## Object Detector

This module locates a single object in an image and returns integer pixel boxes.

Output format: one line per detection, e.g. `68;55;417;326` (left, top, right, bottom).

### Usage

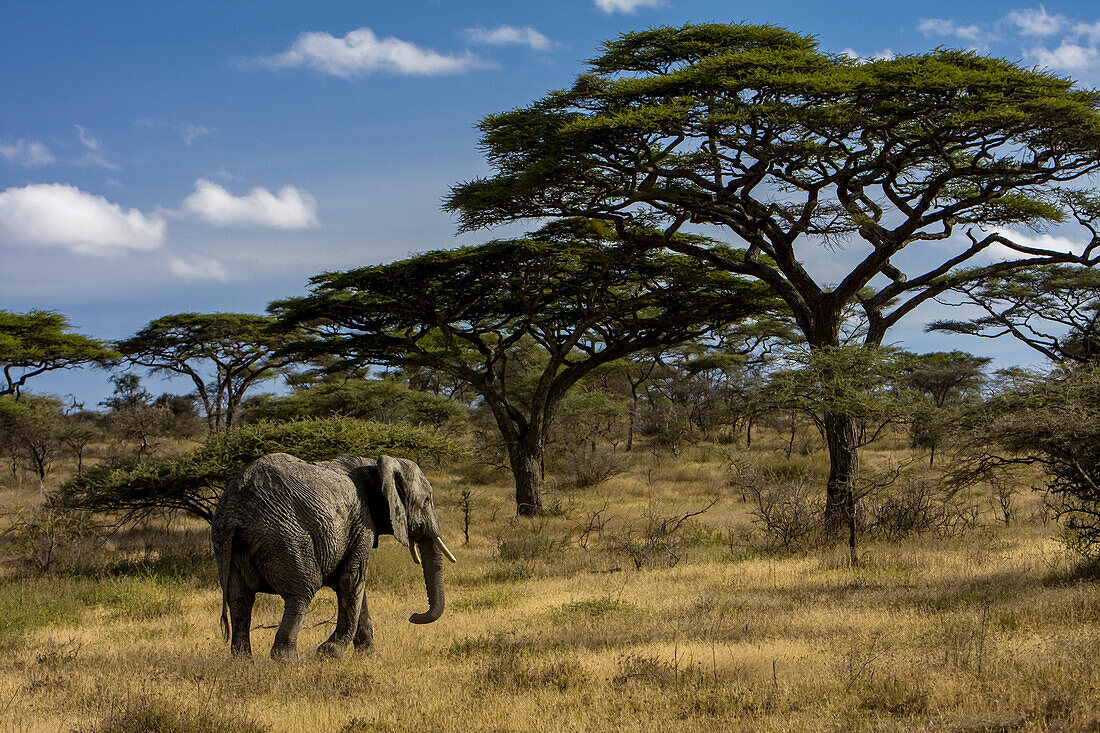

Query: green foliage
243;376;468;430
0;393;69;486
548;387;630;487
98;375;178;457
117;312;300;430
954;364;1100;558
274;220;773;514
99;576;183;620
447;21;1100;351
0;577;93;640
275;225;772;379
0;309;117;397
898;351;989;463
898;351;989;408
445;19;1100;514
764;346;909;425
57;416;463;523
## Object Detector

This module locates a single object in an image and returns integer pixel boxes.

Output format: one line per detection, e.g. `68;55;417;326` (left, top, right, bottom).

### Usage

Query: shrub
953;364;1100;558
863;477;978;541
57;417;464;523
730;465;824;553
2;503;101;572
561;443;627;488
602;499;718;569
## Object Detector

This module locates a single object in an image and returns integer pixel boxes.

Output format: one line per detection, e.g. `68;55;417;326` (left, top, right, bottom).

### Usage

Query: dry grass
0;435;1097;732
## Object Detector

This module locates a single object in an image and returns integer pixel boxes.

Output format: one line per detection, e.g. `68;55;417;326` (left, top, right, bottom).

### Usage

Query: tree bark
626;395;637;452
508;438;544;516
786;410;796;458
824;411;858;529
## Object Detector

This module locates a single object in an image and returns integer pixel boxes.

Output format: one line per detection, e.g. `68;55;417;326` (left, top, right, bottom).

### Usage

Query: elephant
210;452;456;660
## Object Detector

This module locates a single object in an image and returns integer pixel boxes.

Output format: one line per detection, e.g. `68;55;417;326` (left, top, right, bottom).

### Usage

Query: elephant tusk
436;536;457;563
410;541;421;565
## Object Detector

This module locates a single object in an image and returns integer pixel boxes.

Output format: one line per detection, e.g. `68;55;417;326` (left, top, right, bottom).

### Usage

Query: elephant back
226;453;360;528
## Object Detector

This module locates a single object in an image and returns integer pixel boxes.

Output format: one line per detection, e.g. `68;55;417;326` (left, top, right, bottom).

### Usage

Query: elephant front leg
271;594;310;662
318;574;365;659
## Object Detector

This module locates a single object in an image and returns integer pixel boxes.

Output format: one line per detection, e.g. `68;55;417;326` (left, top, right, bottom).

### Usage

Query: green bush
0;577;96;640
98;576;183;621
57;416;464;523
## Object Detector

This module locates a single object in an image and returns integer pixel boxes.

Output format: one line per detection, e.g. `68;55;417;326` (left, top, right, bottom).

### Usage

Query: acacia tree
0;394;66;492
0;310;117;398
273;221;771;514
445;22;1100;523
898;351;990;465
116;313;298;430
930;265;1100;364
951;365;1100;559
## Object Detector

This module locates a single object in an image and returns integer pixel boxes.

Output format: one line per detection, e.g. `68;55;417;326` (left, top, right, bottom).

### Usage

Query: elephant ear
377;455;410;548
390;457;441;538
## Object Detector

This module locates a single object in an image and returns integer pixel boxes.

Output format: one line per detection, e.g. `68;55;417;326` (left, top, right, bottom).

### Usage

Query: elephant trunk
408;538;445;624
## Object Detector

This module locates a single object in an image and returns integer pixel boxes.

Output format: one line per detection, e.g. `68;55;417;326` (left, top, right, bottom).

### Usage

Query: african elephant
210;453;456;660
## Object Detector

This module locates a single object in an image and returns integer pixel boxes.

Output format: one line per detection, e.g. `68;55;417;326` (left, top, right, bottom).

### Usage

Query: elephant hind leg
227;571;255;657
271;594;311;662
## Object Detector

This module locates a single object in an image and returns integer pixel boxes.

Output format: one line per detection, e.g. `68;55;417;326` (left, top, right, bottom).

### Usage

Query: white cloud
182;178;318;229
463;25;553;51
0;183;165;255
974;230;1084;262
842;48;896;63
180;124;214;145
594;0;664;13
258;28;485;77
917;18;983;41
74;124;118;169
136;118;216;145
1009;6;1066;36
75;124;101;151
168;254;228;282
916;9;1100;82
0;139;54;167
1031;42;1099;71
1075;21;1100;45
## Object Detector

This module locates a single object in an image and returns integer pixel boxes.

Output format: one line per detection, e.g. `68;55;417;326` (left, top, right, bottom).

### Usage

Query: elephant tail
213;525;235;644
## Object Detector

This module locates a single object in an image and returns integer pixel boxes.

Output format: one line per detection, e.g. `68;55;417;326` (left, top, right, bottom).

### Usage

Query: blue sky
4;0;1100;405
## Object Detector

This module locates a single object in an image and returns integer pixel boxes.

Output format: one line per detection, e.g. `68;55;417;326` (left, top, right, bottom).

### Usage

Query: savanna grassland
1;434;1098;732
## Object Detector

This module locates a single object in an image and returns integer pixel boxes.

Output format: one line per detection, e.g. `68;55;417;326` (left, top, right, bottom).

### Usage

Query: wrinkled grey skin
211;453;451;661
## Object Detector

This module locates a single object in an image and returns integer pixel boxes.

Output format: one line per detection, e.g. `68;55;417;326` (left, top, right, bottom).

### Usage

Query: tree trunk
824;411;858;530
786;410;796;458
626;395;637;452
508;438;544;516
745;416;753;448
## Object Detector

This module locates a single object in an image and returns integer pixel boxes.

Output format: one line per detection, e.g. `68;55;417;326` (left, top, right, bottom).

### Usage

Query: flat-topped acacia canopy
445;21;1100;521
274;221;774;514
